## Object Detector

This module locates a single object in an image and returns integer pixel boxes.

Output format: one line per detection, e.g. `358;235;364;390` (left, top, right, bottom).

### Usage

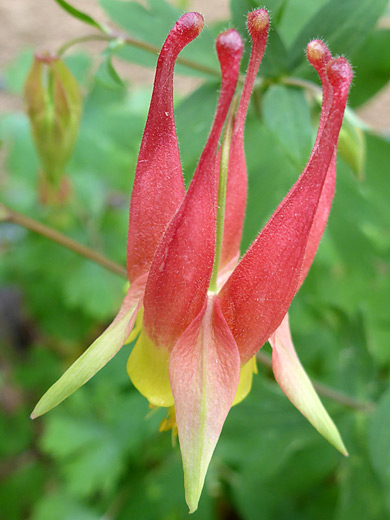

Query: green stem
0;203;128;279
57;30;220;77
57;34;112;57
209;100;236;292
280;75;321;95
256;351;375;413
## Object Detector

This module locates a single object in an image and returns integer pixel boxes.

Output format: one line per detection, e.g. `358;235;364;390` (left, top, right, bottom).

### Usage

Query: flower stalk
0;203;127;278
209;98;237;293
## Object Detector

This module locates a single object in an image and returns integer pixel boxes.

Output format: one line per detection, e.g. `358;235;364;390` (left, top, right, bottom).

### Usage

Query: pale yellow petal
127;328;174;407
233;355;257;406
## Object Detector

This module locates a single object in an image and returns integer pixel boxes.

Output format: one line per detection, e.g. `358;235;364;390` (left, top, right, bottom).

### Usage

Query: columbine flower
32;9;353;513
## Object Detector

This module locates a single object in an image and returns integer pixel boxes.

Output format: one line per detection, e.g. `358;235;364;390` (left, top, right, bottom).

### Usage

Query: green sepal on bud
312;94;366;181
24;53;82;198
338;108;366;181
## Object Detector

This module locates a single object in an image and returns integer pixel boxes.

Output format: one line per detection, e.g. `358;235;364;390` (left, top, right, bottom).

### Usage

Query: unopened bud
338;111;366;180
24;53;82;197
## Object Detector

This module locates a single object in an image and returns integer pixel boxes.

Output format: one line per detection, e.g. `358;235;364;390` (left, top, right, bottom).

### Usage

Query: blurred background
1;1;390;519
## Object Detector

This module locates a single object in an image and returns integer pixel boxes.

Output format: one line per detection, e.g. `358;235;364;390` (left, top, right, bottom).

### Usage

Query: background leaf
262;85;313;170
348;29;390;108
99;0;219;75
54;0;105;31
288;0;389;72
369;386;390;499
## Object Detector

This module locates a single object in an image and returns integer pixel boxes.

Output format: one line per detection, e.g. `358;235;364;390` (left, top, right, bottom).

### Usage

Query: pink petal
270;314;348;455
169;296;241;512
221;10;270;268
127;13;204;282
219;56;353;363
143;29;243;349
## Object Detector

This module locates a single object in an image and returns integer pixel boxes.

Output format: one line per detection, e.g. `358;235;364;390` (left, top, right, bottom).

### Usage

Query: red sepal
221;10;270;268
219;56;353;363
127;13;204;282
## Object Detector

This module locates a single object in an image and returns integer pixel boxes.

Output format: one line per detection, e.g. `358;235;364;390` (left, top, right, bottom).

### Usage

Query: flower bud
24;53;82;197
338;112;366;180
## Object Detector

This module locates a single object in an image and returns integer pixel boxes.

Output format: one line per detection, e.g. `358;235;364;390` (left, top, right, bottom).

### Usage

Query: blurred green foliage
1;0;390;518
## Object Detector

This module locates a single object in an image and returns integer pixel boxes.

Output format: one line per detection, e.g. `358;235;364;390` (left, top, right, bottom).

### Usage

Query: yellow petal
127;328;174;407
233;355;257;406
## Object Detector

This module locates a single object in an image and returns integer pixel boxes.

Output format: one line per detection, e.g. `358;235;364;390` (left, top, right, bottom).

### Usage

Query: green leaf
337;113;366;180
349;29;390;108
220;376;320;465
100;0;178;46
95;55;126;91
31;491;101;520
0;463;47;520
369;386;390;490
242;114;298;251
54;0;104;31
175;82;219;178
63;262;123;320
259;26;288;78
262;85;313;170
220;376;340;519
3;50;33;94
64;52;93;86
335;454;388;520
288;0;389;71
276;0;328;46
99;0;218;75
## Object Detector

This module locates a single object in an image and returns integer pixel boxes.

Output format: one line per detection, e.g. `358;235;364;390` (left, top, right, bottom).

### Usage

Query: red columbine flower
32;10;353;513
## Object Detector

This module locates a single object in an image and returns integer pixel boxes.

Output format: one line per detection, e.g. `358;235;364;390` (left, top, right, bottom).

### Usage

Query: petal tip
216;28;244;58
333;435;349;457
247;9;270;35
177;12;204;39
30;398;48;419
326;57;353;88
306;39;332;67
186;488;201;514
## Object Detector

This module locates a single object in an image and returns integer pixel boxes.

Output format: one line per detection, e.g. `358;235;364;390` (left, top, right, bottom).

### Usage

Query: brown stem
57;31;220;77
57;33;113;56
281;75;321;95
0;203;128;279
256;351;375;413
